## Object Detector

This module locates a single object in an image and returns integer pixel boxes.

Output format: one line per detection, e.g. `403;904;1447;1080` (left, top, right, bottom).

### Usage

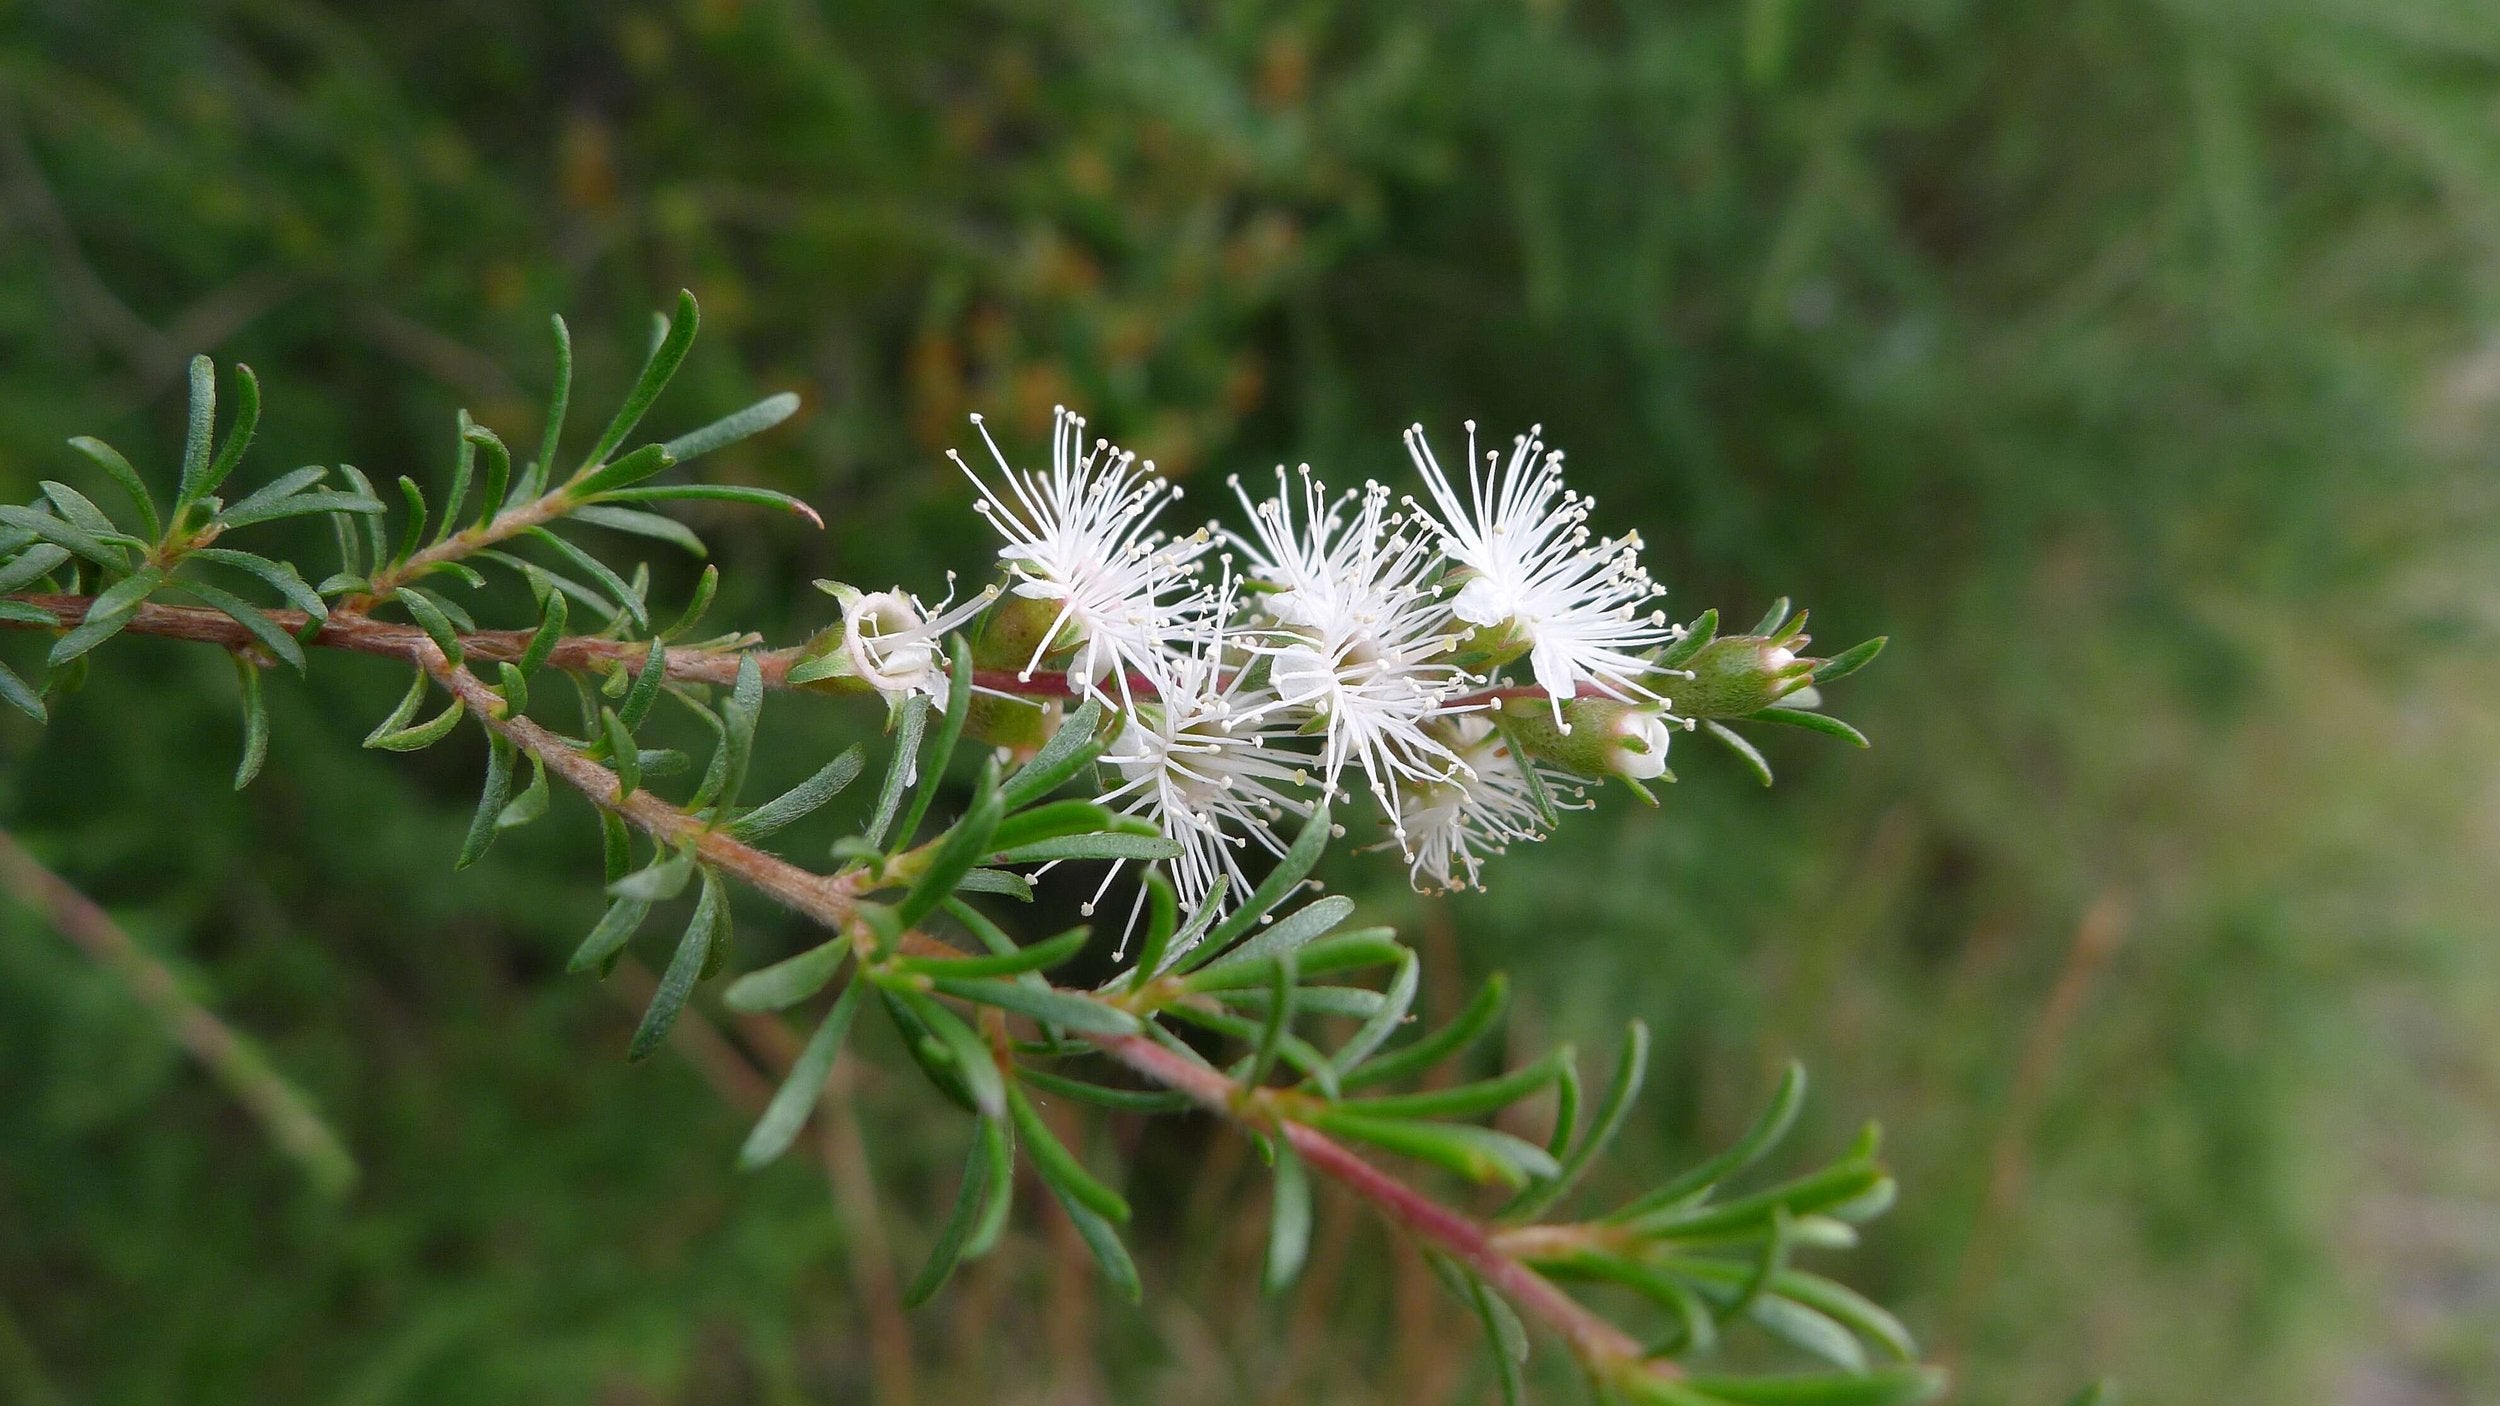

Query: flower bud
1661;635;1818;718
1501;698;1677;781
974;591;1076;673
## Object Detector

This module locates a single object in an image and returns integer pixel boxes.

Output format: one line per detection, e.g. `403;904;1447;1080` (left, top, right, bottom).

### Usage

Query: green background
4;2;2497;1402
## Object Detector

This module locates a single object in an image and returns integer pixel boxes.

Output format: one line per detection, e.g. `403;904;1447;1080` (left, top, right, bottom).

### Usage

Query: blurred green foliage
4;1;2499;1402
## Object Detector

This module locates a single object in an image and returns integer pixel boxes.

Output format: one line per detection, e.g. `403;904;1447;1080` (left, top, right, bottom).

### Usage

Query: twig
0;592;1671;1385
408;643;1666;1387
0;827;357;1197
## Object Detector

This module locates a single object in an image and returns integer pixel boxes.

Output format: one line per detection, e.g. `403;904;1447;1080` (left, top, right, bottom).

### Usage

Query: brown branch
1;592;785;689
0;584;1668;1381
402;642;1665;1387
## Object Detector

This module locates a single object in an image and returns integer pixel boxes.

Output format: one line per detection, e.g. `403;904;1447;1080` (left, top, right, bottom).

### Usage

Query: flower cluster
841;407;1697;936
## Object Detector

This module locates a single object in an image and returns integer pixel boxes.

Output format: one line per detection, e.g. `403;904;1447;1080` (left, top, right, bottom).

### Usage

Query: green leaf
601;811;632;886
662;564;720;641
726;747;864;840
394;476;428;564
391;586;463;667
989;831;1183;866
704;653;765;819
1511;1020;1649;1218
1339;973;1509;1092
567;895;651;973
175;356;216;509
0;504;126;571
572;443;677;499
66;436;158;541
1812;636;1886;685
602;707;640;798
39;481;126;545
1303;1110;1560;1190
468;422;512;529
189;548;328;621
1264;1137;1312;1293
47;567;162;666
1245;953;1298;1088
1328;949;1419;1077
214;465;325;523
499;751;550;830
1615;1062;1807;1220
1187;896;1355;980
367;694;467;751
930;976;1140;1035
896;767;1005;932
609;851;694;902
171;578;305;672
893;634;974;844
1340;1046;1574;1121
955;868;1032;900
985;800;1125;854
900;990;1005;1119
230;654;268;789
661;391;800;462
524;526;648;627
1015;1067;1192;1113
0;600;53;626
862;694;929;850
455;736;515;870
1705;719;1773;786
518;583;568;676
1160;1003;1343;1096
1461;1267;1527;1406
1749;597;1793;638
494;661;530;717
1672;1368;1944;1406
737;978;865;1169
904;1122;999;1307
0;543;70;593
0;659;46;722
215;490;385;531
1752;707;1868;747
999;695;1107;808
579;291;698;472
1186;802;1334;967
901;926;1089;979
628;873;723;1060
963;1112;1017;1258
724;936;852;1013
196;363;259;508
1054;1185;1143;1304
1007;1081;1129;1223
571;503;705;556
590;483;823;527
532;315;573;501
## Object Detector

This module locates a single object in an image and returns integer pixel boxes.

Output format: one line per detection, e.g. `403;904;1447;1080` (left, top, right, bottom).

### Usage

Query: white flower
839;581;999;702
953;406;1211;711
1405;421;1677;727
1092;589;1313;958
1600;707;1676;780
1397;716;1583;894
1229;470;1474;837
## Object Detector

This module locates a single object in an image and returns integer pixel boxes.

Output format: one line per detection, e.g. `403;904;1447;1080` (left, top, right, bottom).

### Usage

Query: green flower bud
1501;698;1678;781
974;591;1074;674
1660;634;1818;718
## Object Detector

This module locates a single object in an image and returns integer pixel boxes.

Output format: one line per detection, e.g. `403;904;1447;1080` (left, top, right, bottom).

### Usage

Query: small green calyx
1502;697;1678;781
1658;633;1818;718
